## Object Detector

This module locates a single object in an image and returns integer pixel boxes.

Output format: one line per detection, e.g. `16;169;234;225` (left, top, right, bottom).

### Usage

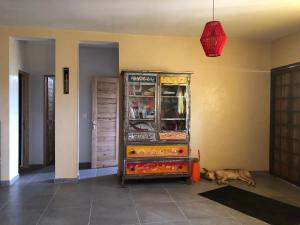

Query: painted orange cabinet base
126;161;188;175
127;145;188;158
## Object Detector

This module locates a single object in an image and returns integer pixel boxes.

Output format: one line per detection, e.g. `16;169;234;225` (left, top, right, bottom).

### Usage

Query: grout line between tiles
140;219;188;225
87;198;94;225
217;205;243;225
35;184;61;225
128;188;142;225
162;185;192;225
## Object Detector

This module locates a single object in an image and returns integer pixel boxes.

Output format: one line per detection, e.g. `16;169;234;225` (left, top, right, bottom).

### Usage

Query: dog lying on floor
203;168;256;186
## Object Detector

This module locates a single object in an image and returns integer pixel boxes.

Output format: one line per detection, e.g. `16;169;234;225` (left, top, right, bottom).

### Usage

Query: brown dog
203;168;256;186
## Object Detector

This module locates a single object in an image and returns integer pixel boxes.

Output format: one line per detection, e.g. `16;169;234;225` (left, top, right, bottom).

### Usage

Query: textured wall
271;31;300;68
0;26;270;181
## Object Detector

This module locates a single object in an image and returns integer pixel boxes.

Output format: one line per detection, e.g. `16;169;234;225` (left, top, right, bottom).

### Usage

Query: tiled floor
0;170;300;225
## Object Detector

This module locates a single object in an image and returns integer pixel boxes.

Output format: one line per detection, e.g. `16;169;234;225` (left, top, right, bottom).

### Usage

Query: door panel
44;76;55;165
92;77;119;168
270;68;300;186
19;71;30;169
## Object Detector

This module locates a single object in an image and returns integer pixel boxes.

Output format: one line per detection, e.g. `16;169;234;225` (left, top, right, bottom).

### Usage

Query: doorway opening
78;41;119;179
13;38;55;182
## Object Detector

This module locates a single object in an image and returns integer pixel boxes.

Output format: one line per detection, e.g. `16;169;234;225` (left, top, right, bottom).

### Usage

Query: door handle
92;120;96;130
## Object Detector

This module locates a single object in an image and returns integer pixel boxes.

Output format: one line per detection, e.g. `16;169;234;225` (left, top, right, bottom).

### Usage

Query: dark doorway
270;63;300;187
19;71;30;171
44;75;55;166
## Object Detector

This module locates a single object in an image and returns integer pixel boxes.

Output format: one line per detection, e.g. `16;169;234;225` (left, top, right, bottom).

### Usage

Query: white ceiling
0;0;300;41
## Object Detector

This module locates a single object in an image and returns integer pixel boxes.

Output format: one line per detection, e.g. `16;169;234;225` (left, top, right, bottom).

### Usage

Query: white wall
8;39;25;180
79;45;119;163
23;41;55;165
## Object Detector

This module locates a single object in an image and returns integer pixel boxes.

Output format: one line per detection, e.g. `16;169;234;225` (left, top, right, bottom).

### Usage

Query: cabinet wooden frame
120;71;192;185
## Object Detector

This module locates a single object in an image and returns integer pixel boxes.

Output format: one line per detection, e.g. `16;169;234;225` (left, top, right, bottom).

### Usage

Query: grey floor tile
2;195;52;213
142;221;190;225
38;206;90;225
58;182;93;194
131;188;173;203
1;168;299;225
135;202;187;224
49;192;91;209
127;181;163;190
166;187;217;203
90;218;139;225
10;183;59;198
90;201;138;225
189;217;241;225
93;175;121;188
92;186;131;203
0;210;42;225
179;201;231;219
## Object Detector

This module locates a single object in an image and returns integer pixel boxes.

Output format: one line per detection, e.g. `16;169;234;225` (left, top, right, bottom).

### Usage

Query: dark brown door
19;71;30;169
270;65;300;186
44;75;55;166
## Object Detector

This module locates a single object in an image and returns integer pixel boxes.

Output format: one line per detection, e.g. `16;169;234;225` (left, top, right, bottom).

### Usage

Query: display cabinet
121;71;191;185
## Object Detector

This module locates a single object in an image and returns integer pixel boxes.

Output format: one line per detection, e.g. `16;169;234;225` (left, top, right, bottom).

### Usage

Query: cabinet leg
186;177;192;185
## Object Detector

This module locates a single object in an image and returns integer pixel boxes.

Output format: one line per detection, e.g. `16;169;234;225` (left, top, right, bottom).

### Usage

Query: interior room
0;0;300;225
10;38;56;183
78;42;119;179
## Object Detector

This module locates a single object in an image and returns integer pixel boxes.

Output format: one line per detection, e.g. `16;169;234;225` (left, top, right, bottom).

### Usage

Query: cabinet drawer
127;145;188;158
126;161;188;175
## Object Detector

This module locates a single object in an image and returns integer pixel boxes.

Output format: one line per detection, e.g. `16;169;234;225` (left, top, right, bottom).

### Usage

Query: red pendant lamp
200;0;227;57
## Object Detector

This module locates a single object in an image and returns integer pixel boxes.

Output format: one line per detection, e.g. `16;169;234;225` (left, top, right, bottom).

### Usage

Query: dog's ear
203;168;208;173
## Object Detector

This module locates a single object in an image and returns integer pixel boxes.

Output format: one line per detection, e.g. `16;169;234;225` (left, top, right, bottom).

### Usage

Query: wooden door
44;75;55;166
19;71;30;169
270;65;300;186
92;77;119;168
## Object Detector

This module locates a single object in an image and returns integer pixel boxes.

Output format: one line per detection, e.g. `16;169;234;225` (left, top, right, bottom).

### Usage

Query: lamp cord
213;0;215;21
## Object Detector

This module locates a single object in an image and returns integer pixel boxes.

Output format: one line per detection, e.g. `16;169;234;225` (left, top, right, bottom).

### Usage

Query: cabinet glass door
126;74;157;142
159;76;189;140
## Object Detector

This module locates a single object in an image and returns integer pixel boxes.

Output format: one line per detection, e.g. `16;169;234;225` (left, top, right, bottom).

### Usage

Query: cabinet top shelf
129;118;155;121
161;96;186;98
128;95;155;98
161;118;186;121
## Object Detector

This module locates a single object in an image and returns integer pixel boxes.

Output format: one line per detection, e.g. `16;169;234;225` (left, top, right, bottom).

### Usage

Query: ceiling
0;0;300;41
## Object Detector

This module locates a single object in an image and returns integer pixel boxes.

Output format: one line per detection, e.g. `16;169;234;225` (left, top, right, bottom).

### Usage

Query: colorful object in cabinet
121;71;191;185
160;75;188;84
177;86;185;115
126;161;188;175
128;132;156;142
159;132;187;140
127;145;188;158
128;74;156;83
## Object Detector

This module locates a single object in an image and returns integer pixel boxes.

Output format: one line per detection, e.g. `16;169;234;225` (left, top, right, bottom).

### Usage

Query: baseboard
251;170;269;175
54;177;79;184
0;174;19;186
20;164;45;172
79;162;91;169
29;164;45;169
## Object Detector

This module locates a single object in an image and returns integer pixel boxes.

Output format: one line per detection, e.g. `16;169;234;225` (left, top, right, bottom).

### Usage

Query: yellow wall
0;26;271;181
271;31;300;68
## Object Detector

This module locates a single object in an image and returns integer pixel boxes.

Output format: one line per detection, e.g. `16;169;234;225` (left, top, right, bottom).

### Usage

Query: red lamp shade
200;21;227;57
